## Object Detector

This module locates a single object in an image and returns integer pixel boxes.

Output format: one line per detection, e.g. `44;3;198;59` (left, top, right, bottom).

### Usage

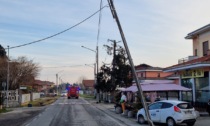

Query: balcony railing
178;56;198;64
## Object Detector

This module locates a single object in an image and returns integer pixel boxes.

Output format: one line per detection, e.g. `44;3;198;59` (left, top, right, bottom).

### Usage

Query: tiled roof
165;55;210;70
83;80;94;87
34;80;54;85
135;63;163;70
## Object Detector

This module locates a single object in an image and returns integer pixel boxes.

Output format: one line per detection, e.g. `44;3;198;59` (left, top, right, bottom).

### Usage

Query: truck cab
67;86;79;99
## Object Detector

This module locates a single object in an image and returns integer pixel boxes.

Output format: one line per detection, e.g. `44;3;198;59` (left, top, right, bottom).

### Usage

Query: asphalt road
0;107;44;126
1;97;209;126
23;97;127;126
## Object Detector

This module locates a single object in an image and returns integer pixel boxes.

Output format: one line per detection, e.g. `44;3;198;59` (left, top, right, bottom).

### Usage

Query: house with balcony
164;24;210;111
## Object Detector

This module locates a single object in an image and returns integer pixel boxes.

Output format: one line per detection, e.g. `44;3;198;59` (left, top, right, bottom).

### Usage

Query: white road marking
58;102;90;105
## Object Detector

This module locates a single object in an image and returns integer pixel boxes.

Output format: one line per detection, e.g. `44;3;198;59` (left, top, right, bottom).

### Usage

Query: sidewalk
85;98;210;126
85;98;149;126
199;111;209;117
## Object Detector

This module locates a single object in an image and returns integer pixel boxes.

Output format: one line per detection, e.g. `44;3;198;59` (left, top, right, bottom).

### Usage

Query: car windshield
177;103;193;109
62;91;67;93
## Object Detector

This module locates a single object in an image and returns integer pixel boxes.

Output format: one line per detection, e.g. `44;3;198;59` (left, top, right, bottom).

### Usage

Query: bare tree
10;56;40;89
0;56;40;90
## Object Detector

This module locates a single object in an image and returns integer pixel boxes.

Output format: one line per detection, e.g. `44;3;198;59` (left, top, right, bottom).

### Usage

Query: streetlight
59;74;65;92
56;70;63;95
81;46;99;103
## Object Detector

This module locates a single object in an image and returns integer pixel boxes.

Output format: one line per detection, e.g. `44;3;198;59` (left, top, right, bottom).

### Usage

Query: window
149;102;163;110
157;73;160;77
162;103;173;109
181;79;192;102
203;41;209;56
194;49;197;56
141;73;144;77
177;103;193;109
195;71;210;102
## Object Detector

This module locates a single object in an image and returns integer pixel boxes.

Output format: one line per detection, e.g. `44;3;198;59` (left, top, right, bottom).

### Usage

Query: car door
160;102;174;123
148;102;163;122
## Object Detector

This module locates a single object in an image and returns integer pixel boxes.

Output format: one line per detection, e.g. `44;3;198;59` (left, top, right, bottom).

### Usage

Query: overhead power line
6;5;108;50
42;65;84;68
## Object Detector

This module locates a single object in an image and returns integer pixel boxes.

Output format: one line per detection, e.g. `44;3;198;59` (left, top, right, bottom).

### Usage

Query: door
148;102;163;122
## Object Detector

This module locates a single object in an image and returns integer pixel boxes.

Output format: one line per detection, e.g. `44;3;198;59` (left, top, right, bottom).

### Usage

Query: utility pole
108;40;117;87
107;0;154;126
6;45;9;107
56;74;58;95
96;46;100;103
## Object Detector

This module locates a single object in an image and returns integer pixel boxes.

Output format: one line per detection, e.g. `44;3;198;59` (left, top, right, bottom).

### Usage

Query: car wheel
138;115;145;124
186;122;195;126
166;118;176;126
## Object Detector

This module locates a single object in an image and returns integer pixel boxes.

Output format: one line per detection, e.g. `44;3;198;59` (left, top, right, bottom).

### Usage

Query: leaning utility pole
107;0;154;126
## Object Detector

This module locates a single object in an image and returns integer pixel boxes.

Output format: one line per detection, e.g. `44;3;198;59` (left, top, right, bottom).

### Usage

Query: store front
165;63;210;111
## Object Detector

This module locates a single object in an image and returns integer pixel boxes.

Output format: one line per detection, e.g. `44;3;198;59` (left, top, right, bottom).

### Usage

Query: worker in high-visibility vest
120;92;127;115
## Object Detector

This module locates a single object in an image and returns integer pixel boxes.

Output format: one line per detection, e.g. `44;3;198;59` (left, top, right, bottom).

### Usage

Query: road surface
24;97;128;126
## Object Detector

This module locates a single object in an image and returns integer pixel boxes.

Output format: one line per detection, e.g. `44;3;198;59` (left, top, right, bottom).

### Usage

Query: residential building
164;24;210;111
82;79;94;94
34;80;54;92
135;63;173;82
134;64;180;102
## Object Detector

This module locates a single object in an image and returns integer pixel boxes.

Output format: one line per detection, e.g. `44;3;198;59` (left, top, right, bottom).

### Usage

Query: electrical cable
6;5;108;50
42;65;84;68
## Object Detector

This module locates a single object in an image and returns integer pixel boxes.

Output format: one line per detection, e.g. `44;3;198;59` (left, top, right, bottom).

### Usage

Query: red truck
67;85;79;99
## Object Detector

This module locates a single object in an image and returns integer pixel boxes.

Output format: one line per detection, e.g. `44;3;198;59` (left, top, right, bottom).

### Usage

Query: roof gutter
164;63;210;72
185;24;210;39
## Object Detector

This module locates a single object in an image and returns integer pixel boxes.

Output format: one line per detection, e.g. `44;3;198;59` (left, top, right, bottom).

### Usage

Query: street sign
20;86;27;89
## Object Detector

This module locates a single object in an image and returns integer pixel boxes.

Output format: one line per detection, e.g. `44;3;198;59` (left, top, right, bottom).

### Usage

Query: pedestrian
120;92;127;115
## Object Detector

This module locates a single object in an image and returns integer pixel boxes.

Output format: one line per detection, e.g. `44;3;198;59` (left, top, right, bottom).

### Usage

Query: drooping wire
6;5;108;50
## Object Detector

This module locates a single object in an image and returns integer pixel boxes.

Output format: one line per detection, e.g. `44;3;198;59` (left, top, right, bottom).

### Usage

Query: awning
199;86;210;91
125;83;191;92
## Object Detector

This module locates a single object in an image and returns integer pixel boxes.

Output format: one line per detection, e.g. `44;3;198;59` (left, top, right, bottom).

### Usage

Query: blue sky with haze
1;0;210;83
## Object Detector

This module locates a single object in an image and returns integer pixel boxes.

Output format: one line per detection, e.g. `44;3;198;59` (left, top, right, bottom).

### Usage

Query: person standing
120;92;127;114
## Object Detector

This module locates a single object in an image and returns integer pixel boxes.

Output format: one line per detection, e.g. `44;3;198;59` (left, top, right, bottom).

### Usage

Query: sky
0;0;210;84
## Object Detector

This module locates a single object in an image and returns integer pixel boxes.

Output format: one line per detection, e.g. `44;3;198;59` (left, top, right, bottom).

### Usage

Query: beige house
185;24;210;57
164;24;210;112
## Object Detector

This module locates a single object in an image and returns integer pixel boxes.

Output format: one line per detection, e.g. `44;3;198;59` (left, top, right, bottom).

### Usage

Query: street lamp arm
56;70;64;75
85;64;94;68
81;46;96;53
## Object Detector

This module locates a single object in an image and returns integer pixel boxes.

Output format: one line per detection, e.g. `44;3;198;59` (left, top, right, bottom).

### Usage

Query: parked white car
137;100;197;126
61;90;67;97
